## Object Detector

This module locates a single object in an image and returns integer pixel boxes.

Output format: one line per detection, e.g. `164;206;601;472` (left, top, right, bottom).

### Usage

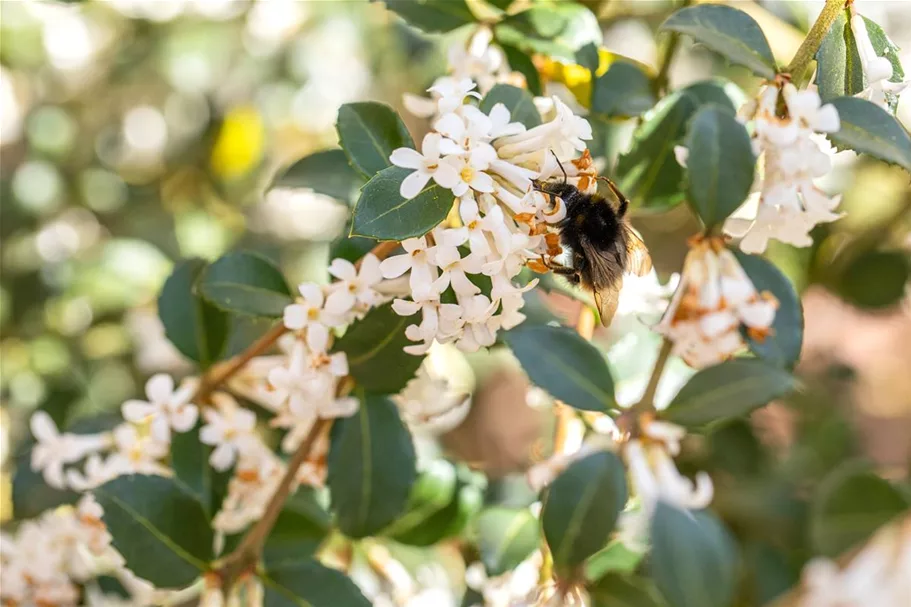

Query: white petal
380;254;412;279
306;323;330;353
438;137;466;156
209;443;235;471
392;298;422;316
739;300;777;328
122;400;156;422
390;147;425;170
146;373;175;403
30;411;58;441
325;289;356;316
151;417;171;444
199;424;222;445
402;93;437;118
431;161;460;190
469;170;495;193
673;145;689;168
171;405;199;433
400;170;432;199
283;303;309;330
433;113;466;141
298;283;324;307
812;104;841;133
328;258;357;282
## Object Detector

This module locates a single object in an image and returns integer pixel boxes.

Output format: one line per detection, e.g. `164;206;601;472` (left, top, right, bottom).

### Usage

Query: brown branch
785;0;847;87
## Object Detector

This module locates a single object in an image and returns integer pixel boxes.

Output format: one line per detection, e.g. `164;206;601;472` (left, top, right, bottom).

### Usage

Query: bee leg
598;176;630;217
550;150;568;184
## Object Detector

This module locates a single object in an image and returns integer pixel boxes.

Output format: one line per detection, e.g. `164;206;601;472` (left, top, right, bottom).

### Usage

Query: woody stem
786;0;847;87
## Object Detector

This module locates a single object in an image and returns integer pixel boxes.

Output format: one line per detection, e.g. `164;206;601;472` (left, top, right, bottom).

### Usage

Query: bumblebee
534;175;652;326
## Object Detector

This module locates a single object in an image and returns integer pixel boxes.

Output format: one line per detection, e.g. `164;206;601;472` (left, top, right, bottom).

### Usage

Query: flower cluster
0;495;156;606
656;236;778;368
849;9;908;110
727;82;842;254
389;81;594;354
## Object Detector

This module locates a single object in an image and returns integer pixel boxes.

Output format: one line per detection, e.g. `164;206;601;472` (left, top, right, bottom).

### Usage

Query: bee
533;169;652;326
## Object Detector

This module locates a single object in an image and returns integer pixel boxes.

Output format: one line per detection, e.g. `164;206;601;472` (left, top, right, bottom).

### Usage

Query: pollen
307;307;320;320
460;166;474;182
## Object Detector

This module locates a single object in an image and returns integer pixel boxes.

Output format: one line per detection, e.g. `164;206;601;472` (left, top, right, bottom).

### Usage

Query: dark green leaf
592;62;657;118
504;324;615;412
836;250;911;309
273;149;364;204
684;106;755;227
264;489;332;567
159;259;229;367
542;451;628;574
96;475;214;588
333;301;424;393
735;252;803;368
337;102;414;178
863;17;905;112
501;43;543;96
584;541;644;581
12;450;78;520
394;476;482;546
650;503;738;607
494;3;602;62
350;166;452;240
327;394;417;538
487;0;513;10
476;507;540;576
223;316;277;358
576;42;600;74
170;420;229;518
825;96;911;172
811;462;910;557
384;0;476;34
815;10;864;102
263;559;371;607
199;252;292;318
664;359;796;429
479;83;541;128
382;460;457;540
661;5;776;79
590;574;667;607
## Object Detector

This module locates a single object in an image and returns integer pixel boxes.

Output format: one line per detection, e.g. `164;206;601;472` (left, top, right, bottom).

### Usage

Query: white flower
456;294;499;352
443;154;496;197
466;551;542;607
849;13;907;110
200;393;258;471
393;297;464;355
380;236;440;301
526;435;615;492
106;423;170;477
429;231;486;299
656;238;778;368
283;283;347;351
390;132;461;199
428;77;479;115
121;373;199;444
396;364;470;435
326;253;385;314
29;412;110;489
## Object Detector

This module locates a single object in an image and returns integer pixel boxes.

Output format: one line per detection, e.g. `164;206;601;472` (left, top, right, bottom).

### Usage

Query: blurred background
1;0;910;569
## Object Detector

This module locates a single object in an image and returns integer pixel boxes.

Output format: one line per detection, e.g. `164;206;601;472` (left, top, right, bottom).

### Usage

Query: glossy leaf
664;359;796;429
836;250;911;309
158;258;229;367
661;5;776;79
825;96;911;172
382;460;457;541
811;462;910;557
494;3;602;62
273;149;363;203
170;420;231;518
735;252;803;368
650;503;738;607
505;324;615;412
336;102;414;178
585;541;644;581
351;166;452;240
863;17;905;112
500;43;542;96
199;252;293;318
576;42;600;74
333;301;425;393
263;559;371;607
590;574;667;607
96;475;214;588
592;62;656;118
542;451;627;574
684;106;755;227
327;394;417;538
383;0;475;34
479;83;541;128
815;10;864;102
476;507;540;576
263;490;332;567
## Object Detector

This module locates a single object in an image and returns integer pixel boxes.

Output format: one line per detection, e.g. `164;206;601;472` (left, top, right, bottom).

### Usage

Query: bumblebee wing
593;286;620;327
624;224;652;276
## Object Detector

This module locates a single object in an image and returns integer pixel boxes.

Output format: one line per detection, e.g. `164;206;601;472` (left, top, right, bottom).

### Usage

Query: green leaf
592;62;657;118
863;16;905;112
479;83;541;128
327;394;417;538
664;359;797;429
585;541;645;581
263;559;371;607
170;420;231;518
384;0;476;34
836;250;911;309
810;462;910;557
735;252;803;368
661;5;776;79
825;96;911;172
333;301;425;393
815;10;864;102
504;324;615;412
394;476;482;546
382;460;457;541
12;449;78;520
158;259;229;368
263;489;332;567
350;166;452;240
96;475;214;588
590;574;667;607
336;102;414;179
495;3;602;62
542;451;628;575
576;42;600;75
650;503;738;607
476;507;540;576
199;252;293;318
273;149;364;204
501;43;543;97
684;106;755;228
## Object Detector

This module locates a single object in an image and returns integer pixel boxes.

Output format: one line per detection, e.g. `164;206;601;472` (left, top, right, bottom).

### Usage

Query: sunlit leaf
273;149;363;204
337;102;414;179
825;96;911;172
476;507;540;576
494;2;602;62
815;10;864;102
384;0;476;34
199;252;293;318
350;166;452;240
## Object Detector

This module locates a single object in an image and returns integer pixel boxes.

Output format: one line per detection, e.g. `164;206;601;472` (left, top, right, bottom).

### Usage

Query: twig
638;338;673;411
785;0;847;87
195;323;288;404
653;0;692;94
